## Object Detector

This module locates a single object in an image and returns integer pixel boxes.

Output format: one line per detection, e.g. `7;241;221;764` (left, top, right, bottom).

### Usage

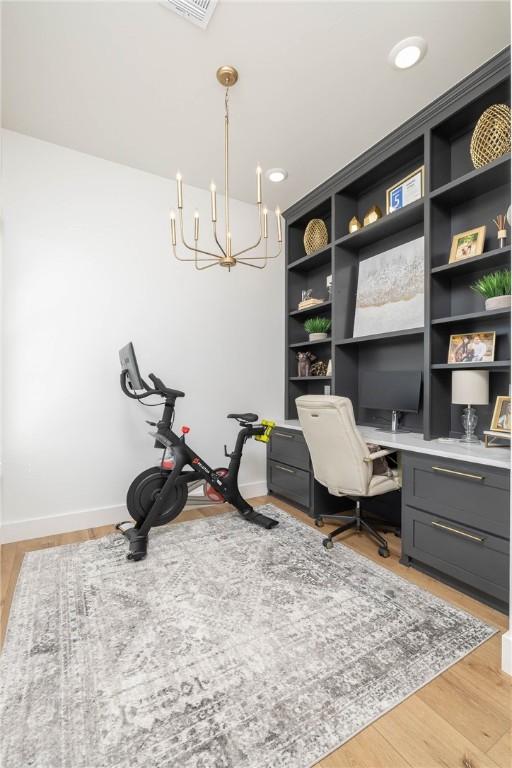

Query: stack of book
298;297;325;311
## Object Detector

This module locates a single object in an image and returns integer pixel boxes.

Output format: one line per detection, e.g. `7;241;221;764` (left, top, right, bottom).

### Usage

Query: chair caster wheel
315;519;324;527
127;553;146;562
323;539;333;550
378;546;390;558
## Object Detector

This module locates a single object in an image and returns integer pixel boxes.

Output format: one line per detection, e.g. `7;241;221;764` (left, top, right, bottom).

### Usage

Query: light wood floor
1;495;511;768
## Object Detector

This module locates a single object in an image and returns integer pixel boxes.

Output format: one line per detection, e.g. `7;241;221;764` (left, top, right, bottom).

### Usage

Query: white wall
1;130;284;541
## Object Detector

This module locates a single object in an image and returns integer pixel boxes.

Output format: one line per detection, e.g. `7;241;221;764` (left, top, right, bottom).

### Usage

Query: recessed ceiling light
389;36;427;70
266;168;288;183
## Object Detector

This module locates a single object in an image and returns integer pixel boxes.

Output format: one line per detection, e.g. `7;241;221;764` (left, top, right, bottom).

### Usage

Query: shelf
429;154;511;207
336;327;424;345
431;247;511;276
335;199;424;250
288;244;331;271
431;307;510;326
431;361;511;370
289;301;332;318
289;376;331;381
289;337;332;349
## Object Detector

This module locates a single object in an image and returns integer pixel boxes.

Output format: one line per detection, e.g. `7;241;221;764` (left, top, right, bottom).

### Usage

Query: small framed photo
448;226;486;264
490;396;511;432
386;166;424;214
447;331;496;364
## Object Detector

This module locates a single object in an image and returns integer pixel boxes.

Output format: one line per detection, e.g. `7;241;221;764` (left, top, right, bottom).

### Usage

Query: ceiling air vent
160;0;218;30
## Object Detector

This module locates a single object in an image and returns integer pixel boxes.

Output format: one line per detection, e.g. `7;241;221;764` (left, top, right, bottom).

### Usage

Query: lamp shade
452;370;489;405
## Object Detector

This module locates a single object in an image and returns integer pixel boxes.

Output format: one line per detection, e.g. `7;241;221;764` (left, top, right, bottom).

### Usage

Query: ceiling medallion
170;65;282;271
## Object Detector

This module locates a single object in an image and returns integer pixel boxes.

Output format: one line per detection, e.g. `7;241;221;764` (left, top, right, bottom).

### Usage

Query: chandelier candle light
170;65;283;271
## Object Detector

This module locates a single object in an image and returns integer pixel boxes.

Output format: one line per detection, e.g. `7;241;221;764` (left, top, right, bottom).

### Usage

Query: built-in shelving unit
336;328;424;345
283;49;511;439
431;247;510;276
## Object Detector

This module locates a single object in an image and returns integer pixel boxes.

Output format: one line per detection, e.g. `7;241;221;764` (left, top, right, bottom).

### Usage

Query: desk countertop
273;420;511;470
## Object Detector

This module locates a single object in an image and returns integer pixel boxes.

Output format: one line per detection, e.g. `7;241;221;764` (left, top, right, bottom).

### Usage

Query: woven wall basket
470;103;511;169
304;219;328;255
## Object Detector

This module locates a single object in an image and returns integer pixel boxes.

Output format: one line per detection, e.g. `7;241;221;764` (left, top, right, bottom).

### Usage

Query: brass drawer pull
275;464;295;474
274;432;294;439
431;466;484;481
431;521;484;543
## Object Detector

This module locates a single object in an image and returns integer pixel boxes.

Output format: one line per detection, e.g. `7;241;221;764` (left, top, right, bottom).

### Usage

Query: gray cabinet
402;452;510;610
266;427;347;518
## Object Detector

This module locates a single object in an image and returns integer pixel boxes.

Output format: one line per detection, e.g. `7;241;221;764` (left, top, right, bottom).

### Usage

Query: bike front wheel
127;467;188;527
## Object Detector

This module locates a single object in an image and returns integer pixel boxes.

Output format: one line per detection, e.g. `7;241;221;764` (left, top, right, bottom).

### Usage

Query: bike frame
118;369;277;559
136;399;265;538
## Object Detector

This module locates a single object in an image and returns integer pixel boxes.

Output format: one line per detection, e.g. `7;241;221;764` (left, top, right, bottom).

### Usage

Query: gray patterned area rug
1;505;496;768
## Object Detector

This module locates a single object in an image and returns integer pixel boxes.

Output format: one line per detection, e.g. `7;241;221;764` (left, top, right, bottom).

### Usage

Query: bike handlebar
120;370;184;401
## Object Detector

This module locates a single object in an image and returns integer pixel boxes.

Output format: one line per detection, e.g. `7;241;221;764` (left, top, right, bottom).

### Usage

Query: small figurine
348;216;362;234
363;205;382;227
493;213;507;247
297;351;316;377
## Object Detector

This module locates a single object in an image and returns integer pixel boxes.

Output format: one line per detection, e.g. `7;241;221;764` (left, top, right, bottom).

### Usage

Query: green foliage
304;316;331;334
471;269;511;299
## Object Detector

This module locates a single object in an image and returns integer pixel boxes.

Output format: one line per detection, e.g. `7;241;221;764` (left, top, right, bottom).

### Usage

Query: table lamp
452;370;489;443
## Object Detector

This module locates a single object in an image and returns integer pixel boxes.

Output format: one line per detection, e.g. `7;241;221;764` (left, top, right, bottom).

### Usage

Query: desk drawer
269;429;310;471
268;460;310;507
402;453;509;538
402;505;509;604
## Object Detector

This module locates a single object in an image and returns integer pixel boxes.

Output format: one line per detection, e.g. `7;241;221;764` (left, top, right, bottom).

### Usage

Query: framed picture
447;331;496;364
386;166;424;214
353;236;424;337
490;396;511;432
448;226;486;264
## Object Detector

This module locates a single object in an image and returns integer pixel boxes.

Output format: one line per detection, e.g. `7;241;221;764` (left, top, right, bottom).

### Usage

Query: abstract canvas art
353;236;424;337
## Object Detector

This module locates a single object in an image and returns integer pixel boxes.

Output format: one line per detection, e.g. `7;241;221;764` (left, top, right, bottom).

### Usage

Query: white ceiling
2;1;510;211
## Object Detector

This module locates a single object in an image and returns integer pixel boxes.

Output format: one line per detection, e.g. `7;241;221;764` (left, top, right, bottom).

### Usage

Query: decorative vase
303;219;328;255
308;332;328;341
485;295;512;311
470;103;511;168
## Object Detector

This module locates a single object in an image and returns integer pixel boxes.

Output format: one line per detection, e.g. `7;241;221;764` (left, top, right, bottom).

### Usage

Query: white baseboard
502;629;512;676
0;480;269;544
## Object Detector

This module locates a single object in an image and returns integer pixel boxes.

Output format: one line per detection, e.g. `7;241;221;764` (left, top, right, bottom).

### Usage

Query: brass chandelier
170;65;282;271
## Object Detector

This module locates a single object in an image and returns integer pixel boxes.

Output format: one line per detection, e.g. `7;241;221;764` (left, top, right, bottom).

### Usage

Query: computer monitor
359;370;422;431
119;342;144;391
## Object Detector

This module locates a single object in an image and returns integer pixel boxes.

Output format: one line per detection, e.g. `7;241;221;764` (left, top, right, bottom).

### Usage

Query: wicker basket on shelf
304;219;328;255
470;103;511;168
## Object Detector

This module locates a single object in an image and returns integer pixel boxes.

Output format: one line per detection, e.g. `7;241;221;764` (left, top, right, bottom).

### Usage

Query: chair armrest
363;448;396;463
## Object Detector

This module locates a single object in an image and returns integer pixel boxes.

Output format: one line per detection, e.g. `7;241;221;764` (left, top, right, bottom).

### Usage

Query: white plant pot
308;332;328;341
485;295;511;311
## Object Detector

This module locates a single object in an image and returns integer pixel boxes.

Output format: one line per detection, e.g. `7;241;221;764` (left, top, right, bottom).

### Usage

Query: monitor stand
375;410;412;434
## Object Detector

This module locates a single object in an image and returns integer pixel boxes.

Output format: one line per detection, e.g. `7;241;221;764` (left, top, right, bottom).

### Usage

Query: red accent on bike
181;426;190;434
205;468;229;502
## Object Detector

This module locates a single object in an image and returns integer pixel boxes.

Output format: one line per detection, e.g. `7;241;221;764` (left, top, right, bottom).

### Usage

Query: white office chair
296;395;401;557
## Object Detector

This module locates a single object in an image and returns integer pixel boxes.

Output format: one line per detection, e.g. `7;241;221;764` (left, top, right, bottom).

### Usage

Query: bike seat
227;412;258;423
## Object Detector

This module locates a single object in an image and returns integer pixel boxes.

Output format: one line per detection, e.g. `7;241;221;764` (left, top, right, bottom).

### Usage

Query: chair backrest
296;395;372;496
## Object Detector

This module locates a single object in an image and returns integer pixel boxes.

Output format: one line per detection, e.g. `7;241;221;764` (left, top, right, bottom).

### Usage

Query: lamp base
459;433;480;444
459;404;480;443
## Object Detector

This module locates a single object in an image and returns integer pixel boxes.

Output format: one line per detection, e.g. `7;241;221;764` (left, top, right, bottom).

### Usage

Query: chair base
316;500;400;558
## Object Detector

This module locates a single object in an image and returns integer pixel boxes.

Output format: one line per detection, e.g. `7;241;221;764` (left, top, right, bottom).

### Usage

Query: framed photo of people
447;331;496;364
448;226;486;264
490;396;511;433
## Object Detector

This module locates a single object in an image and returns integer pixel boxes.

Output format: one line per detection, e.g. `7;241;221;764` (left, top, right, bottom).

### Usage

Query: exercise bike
117;343;279;560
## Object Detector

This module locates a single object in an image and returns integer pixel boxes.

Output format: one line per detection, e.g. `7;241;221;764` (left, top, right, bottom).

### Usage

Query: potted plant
304;316;331;341
471;269;511;310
